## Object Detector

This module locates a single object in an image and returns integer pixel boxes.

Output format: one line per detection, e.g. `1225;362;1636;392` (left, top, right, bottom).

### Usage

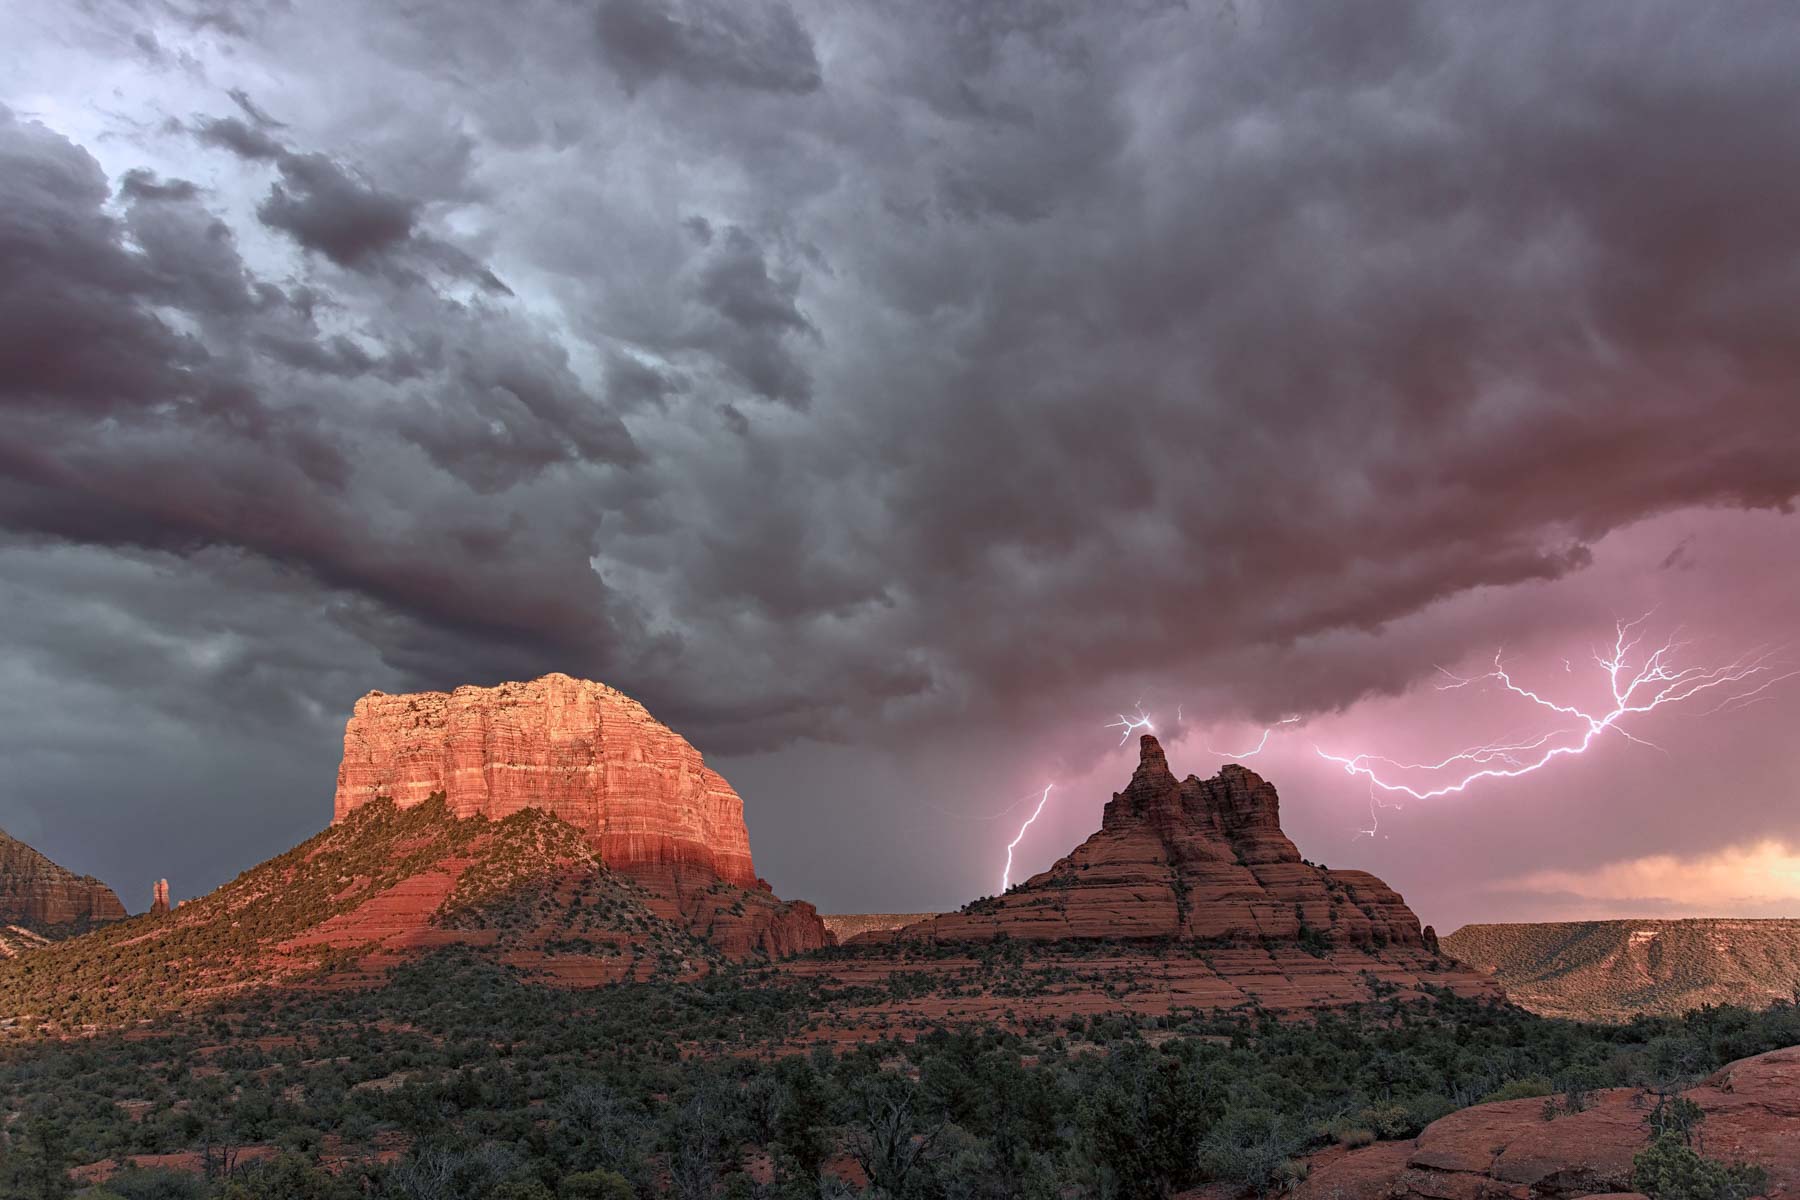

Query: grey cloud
258;151;419;268
0;108;196;417
690;226;816;406
118;168;199;202
595;0;821;95
196;114;284;160
198;109;508;292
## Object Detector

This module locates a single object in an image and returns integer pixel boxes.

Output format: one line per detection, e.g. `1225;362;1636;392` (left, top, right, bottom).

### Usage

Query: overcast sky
4;0;1798;929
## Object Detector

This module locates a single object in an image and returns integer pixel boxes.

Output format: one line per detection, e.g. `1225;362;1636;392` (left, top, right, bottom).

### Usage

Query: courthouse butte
329;674;831;959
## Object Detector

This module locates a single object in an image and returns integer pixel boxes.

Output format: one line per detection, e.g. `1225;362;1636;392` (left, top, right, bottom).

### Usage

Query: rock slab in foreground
1299;1044;1800;1200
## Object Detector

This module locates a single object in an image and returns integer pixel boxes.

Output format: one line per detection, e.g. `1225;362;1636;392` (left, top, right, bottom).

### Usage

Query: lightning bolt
1000;784;1055;893
1105;703;1155;746
1354;781;1402;840
1317;616;1795;801
1209;715;1302;759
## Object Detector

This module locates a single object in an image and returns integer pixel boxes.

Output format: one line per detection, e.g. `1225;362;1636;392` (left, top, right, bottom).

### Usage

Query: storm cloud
2;0;1798;915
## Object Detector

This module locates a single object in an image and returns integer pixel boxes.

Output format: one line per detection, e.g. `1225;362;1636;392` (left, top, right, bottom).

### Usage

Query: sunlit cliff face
2;3;1799;919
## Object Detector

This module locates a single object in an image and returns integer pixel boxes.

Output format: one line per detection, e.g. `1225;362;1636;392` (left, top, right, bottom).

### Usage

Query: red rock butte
334;674;757;887
878;734;1450;950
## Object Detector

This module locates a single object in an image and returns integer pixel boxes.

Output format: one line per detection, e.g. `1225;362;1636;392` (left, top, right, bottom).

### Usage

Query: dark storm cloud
258;151;419;267
118;168;199;202
5;0;1800;908
0;104;642;725
198;114;510;292
0;107;196;416
595;0;822;95
195;115;284;160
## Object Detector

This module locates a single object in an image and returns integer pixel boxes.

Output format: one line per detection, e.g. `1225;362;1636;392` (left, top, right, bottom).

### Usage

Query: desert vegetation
1;948;1796;1200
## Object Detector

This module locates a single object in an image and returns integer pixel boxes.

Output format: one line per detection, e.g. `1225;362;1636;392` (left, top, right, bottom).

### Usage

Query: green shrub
1197;1108;1305;1195
561;1170;636;1200
1478;1075;1554;1104
1632;1133;1768;1200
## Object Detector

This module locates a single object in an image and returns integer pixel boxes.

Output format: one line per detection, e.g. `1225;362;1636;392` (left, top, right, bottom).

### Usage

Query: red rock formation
880;735;1435;949
334;674;756;886
150;879;170;917
331;675;829;958
1298;1045;1800;1200
0;828;126;930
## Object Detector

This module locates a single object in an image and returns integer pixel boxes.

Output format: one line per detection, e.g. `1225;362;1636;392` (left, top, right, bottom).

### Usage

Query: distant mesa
0;827;125;935
1444;918;1800;1021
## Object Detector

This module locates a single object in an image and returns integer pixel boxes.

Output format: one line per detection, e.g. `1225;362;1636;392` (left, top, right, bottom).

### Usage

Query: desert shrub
1319;1117;1376;1148
218;1151;363;1199
1479;1074;1555;1104
560;1170;635;1200
103;1167;208;1200
1632;1133;1768;1200
1196;1107;1307;1195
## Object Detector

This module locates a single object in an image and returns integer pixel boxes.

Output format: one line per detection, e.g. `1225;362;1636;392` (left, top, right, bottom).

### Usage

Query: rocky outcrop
335;674;757;886
0;829;125;931
1444;919;1800;1021
879;736;1436;948
1298;1045;1800;1200
150;879;170;917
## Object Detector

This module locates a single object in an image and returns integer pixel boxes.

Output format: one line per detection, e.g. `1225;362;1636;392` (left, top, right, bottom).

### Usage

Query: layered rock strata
0;829;126;930
335;674;756;885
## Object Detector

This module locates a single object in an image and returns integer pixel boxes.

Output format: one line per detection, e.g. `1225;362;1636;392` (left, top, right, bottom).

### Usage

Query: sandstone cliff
880;735;1435;948
0;829;126;931
331;674;828;960
335;674;756;886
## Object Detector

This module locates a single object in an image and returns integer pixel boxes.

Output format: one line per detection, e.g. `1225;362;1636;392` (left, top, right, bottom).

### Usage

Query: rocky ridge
0;798;827;1027
0;828;126;932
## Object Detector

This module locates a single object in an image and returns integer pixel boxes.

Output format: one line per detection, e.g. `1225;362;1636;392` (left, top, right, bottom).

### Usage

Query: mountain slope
0;828;125;933
0;798;819;1028
1443;919;1800;1020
